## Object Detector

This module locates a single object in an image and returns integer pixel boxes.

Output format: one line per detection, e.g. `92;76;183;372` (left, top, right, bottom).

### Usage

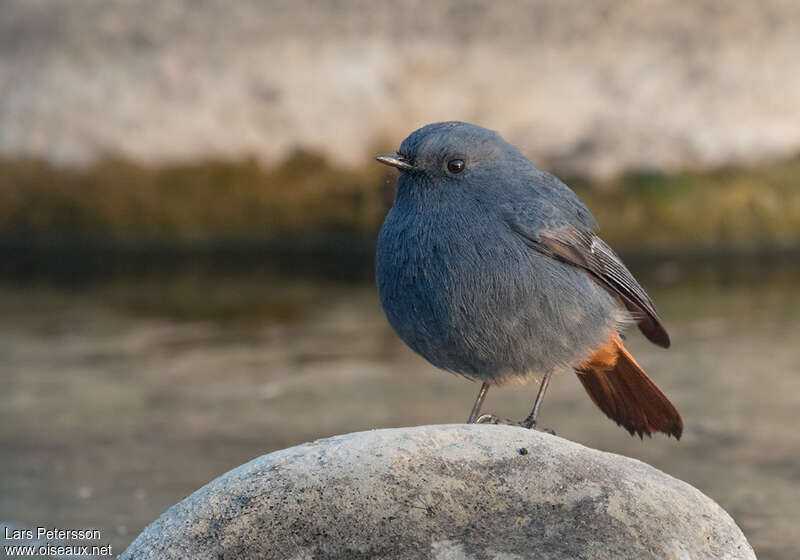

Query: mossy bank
2;153;799;252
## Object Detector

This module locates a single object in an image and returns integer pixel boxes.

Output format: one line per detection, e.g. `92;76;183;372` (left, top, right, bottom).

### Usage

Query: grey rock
120;425;755;560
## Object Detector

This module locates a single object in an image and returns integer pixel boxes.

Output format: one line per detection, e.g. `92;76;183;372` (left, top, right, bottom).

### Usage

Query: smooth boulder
121;425;755;559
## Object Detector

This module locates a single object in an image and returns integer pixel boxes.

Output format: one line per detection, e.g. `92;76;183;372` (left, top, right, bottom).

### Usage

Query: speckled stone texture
120;425;755;560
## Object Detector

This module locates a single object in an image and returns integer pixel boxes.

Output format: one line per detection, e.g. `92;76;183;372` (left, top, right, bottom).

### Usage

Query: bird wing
505;210;670;348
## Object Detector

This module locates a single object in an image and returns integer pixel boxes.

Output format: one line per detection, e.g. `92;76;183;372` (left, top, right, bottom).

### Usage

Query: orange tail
575;333;683;439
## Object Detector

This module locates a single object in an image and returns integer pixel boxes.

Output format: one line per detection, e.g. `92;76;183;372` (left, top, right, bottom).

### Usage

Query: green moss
0;153;387;241
576;158;800;249
1;154;799;250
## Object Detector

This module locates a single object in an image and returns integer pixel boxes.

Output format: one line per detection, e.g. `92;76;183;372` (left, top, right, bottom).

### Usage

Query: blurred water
0;252;798;559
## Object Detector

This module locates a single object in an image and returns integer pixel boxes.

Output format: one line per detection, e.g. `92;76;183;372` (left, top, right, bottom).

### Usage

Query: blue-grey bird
375;121;682;438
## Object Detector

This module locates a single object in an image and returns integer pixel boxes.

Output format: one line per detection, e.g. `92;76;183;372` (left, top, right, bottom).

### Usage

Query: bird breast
376;201;616;382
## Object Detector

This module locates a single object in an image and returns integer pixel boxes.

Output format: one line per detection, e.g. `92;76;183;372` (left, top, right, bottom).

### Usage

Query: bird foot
475;413;520;426
475;414;556;435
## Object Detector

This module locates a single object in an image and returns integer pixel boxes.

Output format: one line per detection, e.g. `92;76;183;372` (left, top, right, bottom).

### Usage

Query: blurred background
1;1;799;558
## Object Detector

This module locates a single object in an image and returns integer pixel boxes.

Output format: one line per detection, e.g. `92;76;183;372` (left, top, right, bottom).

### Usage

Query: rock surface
2;1;800;176
120;424;754;559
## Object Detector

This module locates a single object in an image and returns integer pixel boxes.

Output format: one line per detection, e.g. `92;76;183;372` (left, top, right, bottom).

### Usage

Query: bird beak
375;154;418;171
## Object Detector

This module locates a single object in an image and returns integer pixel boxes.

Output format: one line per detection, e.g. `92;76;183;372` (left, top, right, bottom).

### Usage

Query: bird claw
474;414;556;435
475;413;519;426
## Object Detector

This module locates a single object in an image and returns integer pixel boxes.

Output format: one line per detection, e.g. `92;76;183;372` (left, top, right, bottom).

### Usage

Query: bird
374;121;682;439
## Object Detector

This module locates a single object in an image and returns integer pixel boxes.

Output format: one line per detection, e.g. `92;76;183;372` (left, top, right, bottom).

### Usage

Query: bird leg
468;375;557;434
520;370;554;429
466;382;491;423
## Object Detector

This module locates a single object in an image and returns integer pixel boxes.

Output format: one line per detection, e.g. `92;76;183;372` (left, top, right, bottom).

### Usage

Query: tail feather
575;333;683;439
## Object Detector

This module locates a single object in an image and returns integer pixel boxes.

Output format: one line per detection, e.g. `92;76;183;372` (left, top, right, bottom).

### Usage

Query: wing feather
511;221;670;348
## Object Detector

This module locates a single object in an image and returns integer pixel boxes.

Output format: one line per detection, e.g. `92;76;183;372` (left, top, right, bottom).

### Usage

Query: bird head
376;122;529;186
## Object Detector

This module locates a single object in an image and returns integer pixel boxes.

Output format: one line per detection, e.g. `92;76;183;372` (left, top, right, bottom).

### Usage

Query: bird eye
447;159;465;174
